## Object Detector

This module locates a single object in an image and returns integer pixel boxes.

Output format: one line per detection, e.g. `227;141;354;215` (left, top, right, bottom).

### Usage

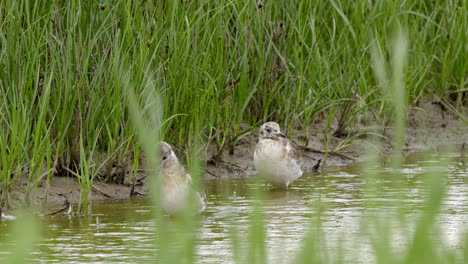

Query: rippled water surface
1;152;467;263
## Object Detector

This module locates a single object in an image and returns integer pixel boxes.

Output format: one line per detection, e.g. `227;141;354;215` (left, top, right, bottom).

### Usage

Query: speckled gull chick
254;122;303;188
159;141;207;216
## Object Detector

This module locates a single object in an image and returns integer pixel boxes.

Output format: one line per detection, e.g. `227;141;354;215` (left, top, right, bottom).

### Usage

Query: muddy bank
4;99;468;210
204;99;468;179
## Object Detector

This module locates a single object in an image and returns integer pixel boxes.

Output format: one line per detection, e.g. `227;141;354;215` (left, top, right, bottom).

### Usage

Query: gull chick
254;122;303;188
159;141;207;216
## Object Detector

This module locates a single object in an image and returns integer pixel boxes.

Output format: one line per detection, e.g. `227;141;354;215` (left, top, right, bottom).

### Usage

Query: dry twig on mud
63;167;112;198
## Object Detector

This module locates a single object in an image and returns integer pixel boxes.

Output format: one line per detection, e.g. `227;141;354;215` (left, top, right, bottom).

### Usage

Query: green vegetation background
1;0;467;203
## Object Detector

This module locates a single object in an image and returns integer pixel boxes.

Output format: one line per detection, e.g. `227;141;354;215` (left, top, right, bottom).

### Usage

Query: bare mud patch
204;99;468;180
3;99;468;210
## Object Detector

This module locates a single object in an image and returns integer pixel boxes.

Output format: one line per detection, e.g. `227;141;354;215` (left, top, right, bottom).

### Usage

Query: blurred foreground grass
1;1;468;262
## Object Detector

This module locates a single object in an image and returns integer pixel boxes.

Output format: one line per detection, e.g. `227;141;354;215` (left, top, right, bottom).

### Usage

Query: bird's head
159;141;174;165
259;122;287;139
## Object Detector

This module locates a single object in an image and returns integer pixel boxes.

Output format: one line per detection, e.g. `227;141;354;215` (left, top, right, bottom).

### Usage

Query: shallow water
1;152;467;263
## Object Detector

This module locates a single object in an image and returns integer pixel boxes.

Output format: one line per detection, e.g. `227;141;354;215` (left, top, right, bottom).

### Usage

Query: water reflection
0;152;467;263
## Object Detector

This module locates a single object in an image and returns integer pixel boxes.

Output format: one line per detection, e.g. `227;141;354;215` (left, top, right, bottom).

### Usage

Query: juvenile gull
254;122;303;188
159;141;207;216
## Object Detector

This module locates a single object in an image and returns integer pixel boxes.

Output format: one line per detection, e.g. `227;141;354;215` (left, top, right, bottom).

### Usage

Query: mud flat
4;99;468;210
204;99;468;178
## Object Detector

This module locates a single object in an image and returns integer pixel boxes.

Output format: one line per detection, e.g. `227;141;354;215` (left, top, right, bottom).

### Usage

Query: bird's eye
266;128;271;133
162;156;167;160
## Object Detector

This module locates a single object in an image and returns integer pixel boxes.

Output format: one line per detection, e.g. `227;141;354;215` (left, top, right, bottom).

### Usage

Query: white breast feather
254;139;303;187
161;163;206;215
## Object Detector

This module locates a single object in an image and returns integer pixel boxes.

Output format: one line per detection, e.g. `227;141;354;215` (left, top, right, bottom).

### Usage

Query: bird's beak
277;132;287;138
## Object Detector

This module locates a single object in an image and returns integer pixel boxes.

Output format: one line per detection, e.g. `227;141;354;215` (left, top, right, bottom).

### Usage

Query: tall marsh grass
0;0;467;210
2;30;467;263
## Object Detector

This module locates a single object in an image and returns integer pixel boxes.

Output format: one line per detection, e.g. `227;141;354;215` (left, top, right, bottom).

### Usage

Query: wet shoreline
4;99;468;210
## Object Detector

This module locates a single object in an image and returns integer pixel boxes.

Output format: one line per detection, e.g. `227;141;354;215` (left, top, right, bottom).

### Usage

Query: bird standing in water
159;141;206;216
254;122;303;188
